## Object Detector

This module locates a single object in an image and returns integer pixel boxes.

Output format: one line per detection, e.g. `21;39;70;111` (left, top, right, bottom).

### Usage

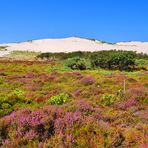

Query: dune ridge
0;37;148;57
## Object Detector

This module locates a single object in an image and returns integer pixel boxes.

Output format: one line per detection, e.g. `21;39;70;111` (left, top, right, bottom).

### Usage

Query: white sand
0;37;148;57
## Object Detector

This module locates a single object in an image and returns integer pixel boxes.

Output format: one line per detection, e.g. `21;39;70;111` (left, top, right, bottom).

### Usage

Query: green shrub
136;52;148;59
101;94;117;106
0;90;26;117
1;103;11;109
7;89;25;105
65;57;91;70
0;89;36;117
135;59;148;66
0;77;4;84
143;98;148;103
144;84;148;88
91;50;136;71
0;103;13;117
46;93;70;105
0;109;5;117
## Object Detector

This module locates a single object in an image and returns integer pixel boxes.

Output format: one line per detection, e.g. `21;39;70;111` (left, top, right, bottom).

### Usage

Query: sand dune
0;37;148;57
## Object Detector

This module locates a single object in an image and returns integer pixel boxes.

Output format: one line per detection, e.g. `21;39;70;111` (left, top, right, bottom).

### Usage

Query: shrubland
0;50;148;147
37;50;148;71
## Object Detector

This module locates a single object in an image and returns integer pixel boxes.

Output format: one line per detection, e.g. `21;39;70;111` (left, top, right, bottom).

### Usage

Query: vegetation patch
46;93;71;105
0;50;147;147
37;50;148;71
0;46;8;51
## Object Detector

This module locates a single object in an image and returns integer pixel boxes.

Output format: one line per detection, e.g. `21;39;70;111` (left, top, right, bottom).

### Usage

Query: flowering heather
72;89;82;97
80;76;95;85
65;72;81;76
64;72;83;79
0;107;82;147
114;74;128;82
25;72;34;78
125;87;148;103
139;110;148;120
0;60;148;147
39;73;57;82
117;97;137;110
75;99;94;113
55;111;82;134
139;144;148;148
25;130;37;140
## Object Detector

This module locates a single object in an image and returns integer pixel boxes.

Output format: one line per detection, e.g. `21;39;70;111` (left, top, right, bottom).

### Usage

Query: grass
7;50;41;60
0;46;8;51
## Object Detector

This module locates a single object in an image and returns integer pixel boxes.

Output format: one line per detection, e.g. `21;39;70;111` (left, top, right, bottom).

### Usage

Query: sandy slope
0;37;148;57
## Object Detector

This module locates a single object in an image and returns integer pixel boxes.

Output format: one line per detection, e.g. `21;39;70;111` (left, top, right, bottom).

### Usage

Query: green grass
7;50;41;60
0;46;8;51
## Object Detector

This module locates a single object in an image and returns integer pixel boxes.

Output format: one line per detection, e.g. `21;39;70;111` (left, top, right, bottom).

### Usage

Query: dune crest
0;37;148;57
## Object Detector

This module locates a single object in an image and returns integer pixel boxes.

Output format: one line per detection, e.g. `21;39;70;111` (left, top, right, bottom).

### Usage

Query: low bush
0;89;35;117
46;93;71;105
80;76;95;85
135;59;148;67
7;89;25;105
90;50;136;71
65;57;91;70
101;94;117;106
117;97;137;110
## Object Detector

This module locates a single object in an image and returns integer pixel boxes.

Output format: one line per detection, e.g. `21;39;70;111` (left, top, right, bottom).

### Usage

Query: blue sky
0;0;148;43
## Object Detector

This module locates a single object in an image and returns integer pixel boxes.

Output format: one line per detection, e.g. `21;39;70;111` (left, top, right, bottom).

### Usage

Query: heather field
0;51;148;148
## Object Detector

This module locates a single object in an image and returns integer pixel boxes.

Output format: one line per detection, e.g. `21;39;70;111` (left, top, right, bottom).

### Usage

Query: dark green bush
90;50;136;71
65;57;91;70
136;52;148;59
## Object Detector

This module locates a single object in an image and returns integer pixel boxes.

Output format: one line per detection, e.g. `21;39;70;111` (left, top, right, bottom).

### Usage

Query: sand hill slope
0;37;148;57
